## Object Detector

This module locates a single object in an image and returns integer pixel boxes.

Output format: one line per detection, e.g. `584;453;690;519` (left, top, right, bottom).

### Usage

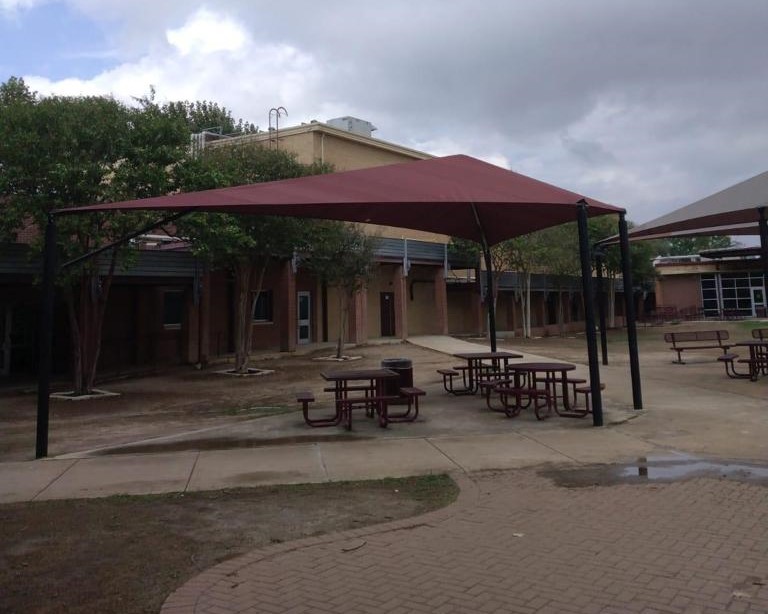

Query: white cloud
24;7;323;129
0;0;42;12
165;8;247;57
12;1;768;226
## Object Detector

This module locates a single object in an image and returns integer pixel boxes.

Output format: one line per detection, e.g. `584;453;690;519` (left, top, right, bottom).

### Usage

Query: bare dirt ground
1;320;764;461
0;474;458;614
0;341;455;461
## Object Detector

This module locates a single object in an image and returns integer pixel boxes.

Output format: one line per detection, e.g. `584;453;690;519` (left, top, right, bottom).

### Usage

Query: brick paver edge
161;470;481;613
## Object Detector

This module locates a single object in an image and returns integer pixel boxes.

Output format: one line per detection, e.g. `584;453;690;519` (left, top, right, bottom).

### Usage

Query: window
163;290;184;329
252;290;273;323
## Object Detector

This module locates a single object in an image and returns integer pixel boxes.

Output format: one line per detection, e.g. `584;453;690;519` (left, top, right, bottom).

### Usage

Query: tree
448;237;517;335
535;223;580;335
589;216;661;325
301;223;376;358
0;78;194;394
164;99;259;135
660;235;735;256
498;234;547;338
175;143;331;373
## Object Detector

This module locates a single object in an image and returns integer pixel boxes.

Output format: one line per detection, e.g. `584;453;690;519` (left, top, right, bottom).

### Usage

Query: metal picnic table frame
320;368;400;429
446;351;523;395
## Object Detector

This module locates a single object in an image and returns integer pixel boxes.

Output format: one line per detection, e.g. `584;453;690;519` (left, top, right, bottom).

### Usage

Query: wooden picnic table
320;368;400;429
448;351;523;394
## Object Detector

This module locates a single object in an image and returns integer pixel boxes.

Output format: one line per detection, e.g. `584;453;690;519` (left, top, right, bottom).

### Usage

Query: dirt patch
1;323;764;460
0;474;458;614
0;342;453;460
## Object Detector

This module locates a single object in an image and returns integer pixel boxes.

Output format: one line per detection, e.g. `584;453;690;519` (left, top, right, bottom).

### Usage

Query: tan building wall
656;275;701;310
405;265;440;335
447;286;481;334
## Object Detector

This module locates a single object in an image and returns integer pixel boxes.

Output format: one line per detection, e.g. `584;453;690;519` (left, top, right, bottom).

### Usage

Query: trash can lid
381;358;413;368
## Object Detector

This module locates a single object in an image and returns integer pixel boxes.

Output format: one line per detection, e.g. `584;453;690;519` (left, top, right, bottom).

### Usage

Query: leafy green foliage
302;222;376;290
175;142;332;370
302;222;376;357
0;76;261;391
164;100;259;135
176;143;331;269
659;235;735;256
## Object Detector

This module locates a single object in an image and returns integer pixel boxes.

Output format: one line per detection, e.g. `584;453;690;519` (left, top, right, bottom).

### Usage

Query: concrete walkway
0;336;643;504
2;334;768;612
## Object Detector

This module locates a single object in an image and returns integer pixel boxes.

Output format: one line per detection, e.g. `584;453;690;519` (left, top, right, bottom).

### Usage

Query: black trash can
381;358;413;399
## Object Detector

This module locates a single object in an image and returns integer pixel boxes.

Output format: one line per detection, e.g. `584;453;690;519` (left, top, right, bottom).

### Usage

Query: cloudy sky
2;0;767;224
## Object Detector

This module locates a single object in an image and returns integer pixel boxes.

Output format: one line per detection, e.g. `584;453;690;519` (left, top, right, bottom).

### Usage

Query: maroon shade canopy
65;154;623;246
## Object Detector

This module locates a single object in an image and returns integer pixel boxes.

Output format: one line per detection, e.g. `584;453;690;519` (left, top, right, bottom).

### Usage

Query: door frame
751;286;766;318
297;291;311;344
380;292;396;337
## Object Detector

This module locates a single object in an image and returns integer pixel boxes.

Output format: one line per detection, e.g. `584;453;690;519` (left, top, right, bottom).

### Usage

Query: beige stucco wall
447;286;479;334
405;266;439;335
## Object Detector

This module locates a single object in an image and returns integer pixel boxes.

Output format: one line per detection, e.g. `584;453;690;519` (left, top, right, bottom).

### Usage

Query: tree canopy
0;76;261;391
175;142;332;371
658;235;735;257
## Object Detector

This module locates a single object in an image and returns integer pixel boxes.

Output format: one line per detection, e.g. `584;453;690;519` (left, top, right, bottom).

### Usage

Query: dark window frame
162;290;185;330
252;290;274;323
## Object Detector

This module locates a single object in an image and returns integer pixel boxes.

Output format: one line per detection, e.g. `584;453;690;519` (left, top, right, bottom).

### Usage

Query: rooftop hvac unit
327;116;377;137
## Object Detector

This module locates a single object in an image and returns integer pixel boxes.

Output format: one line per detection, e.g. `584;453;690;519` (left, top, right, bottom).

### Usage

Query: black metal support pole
576;202;603;426
482;245;498;352
595;247;609;366
36;214;57;459
471;204;497;351
618;212;643;410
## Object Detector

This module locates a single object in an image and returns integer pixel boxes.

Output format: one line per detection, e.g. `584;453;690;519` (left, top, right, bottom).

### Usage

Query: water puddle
542;452;768;488
94;434;372;455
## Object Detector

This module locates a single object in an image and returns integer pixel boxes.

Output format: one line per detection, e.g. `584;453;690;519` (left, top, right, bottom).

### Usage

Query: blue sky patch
0;2;114;81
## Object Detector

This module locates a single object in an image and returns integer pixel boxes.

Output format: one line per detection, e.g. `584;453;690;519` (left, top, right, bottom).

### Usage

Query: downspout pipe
576;201;603;426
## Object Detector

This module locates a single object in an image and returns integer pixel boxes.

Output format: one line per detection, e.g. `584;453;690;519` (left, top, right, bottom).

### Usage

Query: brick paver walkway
163;469;768;613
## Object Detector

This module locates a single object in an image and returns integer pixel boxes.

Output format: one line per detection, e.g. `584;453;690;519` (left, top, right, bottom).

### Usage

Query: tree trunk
233;258;268;374
523;271;531;339
336;289;349;359
83;254;117;393
608;273;617;327
64;287;83;394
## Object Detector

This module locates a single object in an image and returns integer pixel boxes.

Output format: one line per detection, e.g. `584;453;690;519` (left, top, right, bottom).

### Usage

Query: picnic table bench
663;330;731;364
297;368;425;429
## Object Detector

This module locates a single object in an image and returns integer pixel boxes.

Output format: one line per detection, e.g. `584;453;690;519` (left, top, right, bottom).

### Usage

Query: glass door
297;291;311;344
752;286;766;318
